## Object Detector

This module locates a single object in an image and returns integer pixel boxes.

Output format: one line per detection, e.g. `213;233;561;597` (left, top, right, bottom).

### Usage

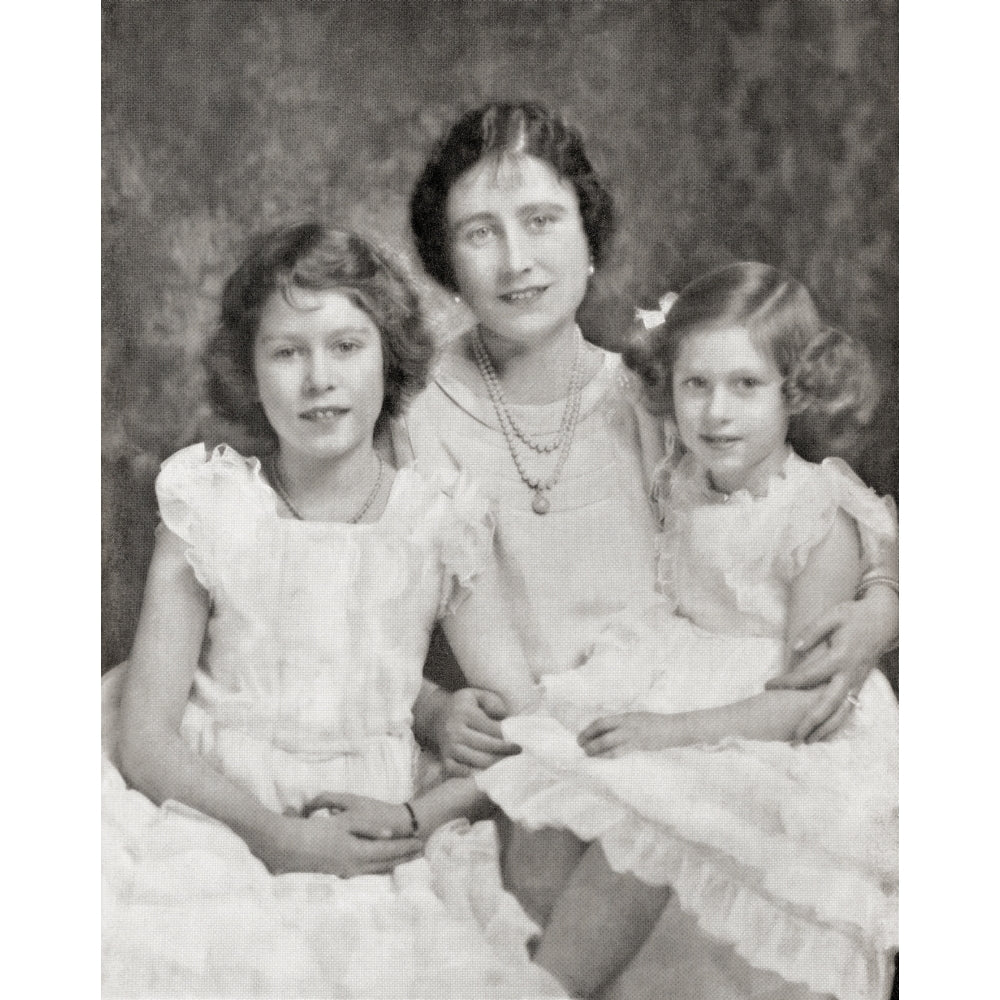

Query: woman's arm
765;514;898;741
117;528;422;876
413;555;539;776
768;582;897;742
580;510;862;756
439;556;540;715
412;679;516;776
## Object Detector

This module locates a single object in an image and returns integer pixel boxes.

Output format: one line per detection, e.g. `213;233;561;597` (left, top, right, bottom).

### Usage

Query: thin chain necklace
269;453;384;524
471;326;585;515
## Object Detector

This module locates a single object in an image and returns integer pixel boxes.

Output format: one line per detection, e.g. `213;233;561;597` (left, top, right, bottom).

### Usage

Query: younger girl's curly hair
205;223;436;444
409;101;615;291
624;261;880;460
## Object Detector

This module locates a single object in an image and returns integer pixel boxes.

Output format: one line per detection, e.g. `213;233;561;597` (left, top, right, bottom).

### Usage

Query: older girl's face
445;153;591;346
253;288;385;465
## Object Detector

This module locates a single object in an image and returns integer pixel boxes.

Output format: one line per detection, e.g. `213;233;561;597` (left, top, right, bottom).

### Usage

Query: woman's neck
470;322;593;405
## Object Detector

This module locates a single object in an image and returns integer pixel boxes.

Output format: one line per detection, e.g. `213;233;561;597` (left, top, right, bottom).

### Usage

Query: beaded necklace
471;326;585;515
269;453;384;523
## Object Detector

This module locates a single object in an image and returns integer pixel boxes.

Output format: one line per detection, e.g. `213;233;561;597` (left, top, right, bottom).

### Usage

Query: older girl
101;223;559;998
480;263;898;1000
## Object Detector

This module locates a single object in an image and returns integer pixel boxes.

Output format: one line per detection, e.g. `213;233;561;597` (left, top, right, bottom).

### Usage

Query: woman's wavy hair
409;101;615;291
205;223;436;444
624;262;880;460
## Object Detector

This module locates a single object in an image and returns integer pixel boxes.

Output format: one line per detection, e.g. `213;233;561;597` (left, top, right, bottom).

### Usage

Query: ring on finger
845;691;861;709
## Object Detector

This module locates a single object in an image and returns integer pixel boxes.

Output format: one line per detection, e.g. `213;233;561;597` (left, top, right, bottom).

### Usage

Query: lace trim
478;737;896;1000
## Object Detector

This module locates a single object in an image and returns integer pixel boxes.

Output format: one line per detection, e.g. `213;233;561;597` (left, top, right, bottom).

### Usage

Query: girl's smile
445;153;591;346
672;325;791;496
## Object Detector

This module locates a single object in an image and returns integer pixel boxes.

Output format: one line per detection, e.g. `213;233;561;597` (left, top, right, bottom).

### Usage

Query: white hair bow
635;291;679;330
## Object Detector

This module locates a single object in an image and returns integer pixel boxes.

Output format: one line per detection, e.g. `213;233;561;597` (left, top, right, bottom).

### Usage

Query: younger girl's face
253;288;385;465
671;325;790;495
445;153;591;346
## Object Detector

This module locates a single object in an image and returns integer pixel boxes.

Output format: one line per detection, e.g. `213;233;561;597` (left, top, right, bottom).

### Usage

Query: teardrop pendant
531;490;550;515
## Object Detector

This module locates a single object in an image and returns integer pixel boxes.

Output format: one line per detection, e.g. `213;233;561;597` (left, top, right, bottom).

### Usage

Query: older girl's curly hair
205;223;436;444
409;101;615;291
624;261;880;460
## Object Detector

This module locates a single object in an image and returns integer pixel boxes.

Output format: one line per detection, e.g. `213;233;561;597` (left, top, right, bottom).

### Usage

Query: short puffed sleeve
411;468;496;619
155;443;275;588
777;456;897;581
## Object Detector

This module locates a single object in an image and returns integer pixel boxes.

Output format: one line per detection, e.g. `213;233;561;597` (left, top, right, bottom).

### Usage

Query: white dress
476;451;899;1000
101;443;563;999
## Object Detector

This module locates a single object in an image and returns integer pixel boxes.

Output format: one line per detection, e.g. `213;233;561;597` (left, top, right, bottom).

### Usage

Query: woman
396;101;898;998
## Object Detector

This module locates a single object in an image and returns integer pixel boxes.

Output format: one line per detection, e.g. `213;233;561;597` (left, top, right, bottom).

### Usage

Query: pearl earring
453;294;463;304
587;262;595;277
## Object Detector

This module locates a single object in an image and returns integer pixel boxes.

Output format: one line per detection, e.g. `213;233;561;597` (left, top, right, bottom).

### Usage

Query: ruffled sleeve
413;468;496;619
155;443;275;589
778;457;898;581
825;458;898;575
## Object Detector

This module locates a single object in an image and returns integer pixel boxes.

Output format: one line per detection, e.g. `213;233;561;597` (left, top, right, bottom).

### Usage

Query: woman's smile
498;283;550;304
299;404;352;422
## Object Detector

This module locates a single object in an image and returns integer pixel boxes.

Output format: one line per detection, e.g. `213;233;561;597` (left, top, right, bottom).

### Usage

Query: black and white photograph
94;1;916;996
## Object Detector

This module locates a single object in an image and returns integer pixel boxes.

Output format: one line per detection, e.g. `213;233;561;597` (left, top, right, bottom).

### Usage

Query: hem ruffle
477;709;896;1000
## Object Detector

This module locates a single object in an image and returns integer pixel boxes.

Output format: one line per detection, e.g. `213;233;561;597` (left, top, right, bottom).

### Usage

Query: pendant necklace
471;327;585;515
269;454;384;523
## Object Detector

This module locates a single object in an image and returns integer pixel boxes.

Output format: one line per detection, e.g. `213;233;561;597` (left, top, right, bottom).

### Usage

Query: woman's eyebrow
256;332;301;343
517;201;567;217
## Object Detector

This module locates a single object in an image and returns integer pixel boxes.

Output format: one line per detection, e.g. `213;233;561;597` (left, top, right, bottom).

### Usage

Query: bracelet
403;801;420;836
855;573;899;600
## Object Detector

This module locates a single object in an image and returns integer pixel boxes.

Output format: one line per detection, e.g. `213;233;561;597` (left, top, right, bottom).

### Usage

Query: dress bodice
392;348;666;677
155;443;492;808
654;450;898;639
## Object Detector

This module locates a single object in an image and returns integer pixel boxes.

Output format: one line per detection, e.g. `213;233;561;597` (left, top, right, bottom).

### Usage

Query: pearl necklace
269;454;384;523
471;327;585;515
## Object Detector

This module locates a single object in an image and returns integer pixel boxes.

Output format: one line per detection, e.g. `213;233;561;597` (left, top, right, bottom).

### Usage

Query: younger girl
477;262;898;1000
101;223;560;998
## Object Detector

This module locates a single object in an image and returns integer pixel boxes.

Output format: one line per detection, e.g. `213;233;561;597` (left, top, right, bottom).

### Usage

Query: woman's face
445;153;591;346
253;288;385;465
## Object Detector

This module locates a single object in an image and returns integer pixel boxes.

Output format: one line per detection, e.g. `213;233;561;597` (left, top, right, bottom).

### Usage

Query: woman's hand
577;712;681;758
767;587;896;742
429;688;521;777
261;795;423;877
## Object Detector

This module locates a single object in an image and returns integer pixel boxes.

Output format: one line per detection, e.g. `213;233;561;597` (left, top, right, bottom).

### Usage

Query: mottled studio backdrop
102;0;898;669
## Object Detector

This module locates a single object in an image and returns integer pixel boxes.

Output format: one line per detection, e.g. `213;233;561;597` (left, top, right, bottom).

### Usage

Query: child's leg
533;840;671;999
499;816;588;927
599;897;833;1000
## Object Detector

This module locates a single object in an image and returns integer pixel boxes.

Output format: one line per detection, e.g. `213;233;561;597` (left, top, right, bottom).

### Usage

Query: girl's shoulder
155;443;276;544
769;453;897;578
783;454;895;530
391;465;495;616
392;464;493;534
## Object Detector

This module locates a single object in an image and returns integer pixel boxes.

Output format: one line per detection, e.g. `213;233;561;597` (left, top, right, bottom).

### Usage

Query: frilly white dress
476;450;898;1000
101;443;563;999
